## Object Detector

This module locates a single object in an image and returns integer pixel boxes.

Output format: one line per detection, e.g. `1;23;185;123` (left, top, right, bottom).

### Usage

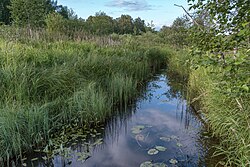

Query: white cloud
106;0;153;11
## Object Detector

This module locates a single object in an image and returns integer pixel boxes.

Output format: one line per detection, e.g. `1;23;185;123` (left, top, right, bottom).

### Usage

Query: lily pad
170;135;179;140
131;125;145;134
169;159;178;164
132;129;142;134
176;143;183;147
160;137;171;142
140;161;153;167
135;134;145;141
147;149;159;155
135;125;145;129
155;146;167;152
153;162;167;167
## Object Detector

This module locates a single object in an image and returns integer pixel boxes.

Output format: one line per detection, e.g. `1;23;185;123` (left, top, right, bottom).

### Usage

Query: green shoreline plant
0;33;170;162
167;48;250;166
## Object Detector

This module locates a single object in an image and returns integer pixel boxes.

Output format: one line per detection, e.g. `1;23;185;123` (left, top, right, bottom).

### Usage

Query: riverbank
168;49;250;166
0;36;171;162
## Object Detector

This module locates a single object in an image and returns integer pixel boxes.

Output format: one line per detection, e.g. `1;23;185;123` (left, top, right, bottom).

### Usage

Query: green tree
0;0;11;25
117;14;134;34
189;0;250;51
187;1;250;166
56;5;78;20
133;17;146;35
9;0;53;27
86;11;114;35
171;16;190;46
159;16;190;47
45;12;65;33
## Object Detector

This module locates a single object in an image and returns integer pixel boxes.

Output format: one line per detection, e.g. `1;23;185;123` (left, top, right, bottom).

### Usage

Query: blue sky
57;0;189;29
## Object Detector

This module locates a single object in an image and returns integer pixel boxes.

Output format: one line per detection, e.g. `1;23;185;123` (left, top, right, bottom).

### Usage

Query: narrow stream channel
22;69;217;167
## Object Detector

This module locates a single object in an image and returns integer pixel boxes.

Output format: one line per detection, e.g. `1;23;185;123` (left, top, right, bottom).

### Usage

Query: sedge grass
187;66;250;166
0;36;169;161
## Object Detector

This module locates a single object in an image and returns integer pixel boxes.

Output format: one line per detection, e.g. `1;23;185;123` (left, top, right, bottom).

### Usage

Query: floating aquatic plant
155;146;167;152
176;143;183;147
140;161;153;167
140;161;167;167
159;137;171;142
153;162;167;167
169;159;178;164
147;149;159;155
131;125;145;134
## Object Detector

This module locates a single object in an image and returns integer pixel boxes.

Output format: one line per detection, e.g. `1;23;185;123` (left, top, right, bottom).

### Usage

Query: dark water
21;70;218;167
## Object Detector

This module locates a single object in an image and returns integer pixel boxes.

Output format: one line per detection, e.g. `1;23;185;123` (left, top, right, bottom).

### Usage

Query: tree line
0;0;154;35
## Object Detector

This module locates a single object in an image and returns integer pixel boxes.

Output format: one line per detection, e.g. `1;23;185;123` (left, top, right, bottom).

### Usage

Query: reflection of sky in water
70;74;205;167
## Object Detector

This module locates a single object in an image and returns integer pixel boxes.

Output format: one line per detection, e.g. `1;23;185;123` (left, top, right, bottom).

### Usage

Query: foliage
45;12;65;33
159;16;190;47
188;0;250;100
0;34;170;160
117;15;134;34
133;17;146;35
168;0;250;166
9;0;52;27
0;0;11;25
189;0;250;51
3;0;151;35
86;12;114;35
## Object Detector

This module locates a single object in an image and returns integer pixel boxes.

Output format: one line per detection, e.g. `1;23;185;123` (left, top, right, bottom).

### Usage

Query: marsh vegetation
0;0;249;166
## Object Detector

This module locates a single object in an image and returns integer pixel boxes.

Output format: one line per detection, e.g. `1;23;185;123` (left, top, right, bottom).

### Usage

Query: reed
0;34;169;160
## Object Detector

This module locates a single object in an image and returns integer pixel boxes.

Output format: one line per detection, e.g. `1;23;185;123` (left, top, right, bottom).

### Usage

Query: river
21;69;218;167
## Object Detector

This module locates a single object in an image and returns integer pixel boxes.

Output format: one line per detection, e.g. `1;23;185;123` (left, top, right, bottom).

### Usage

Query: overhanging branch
174;4;203;30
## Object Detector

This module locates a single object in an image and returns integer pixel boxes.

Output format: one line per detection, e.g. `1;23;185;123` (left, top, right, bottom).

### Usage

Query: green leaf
155;146;167;152
131;125;145;134
169;159;178;164
159;137;171;142
242;22;249;27
132;129;142;134
242;85;249;92
147;149;159;155
140;161;153;167
176;143;183;147
170;135;179;140
153;163;167;167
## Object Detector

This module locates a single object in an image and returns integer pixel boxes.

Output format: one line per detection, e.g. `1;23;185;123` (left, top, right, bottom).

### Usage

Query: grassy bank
0;35;171;161
168;49;250;166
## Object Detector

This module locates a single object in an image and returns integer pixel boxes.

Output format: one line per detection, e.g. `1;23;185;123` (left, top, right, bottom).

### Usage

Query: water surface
23;70;216;167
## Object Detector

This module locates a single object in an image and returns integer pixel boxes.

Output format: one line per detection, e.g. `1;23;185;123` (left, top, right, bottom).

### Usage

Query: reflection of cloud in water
136;108;200;153
83;134;146;167
137;108;183;131
47;72;209;167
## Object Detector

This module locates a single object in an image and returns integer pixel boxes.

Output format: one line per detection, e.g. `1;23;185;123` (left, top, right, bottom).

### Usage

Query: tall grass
187;67;250;166
0;34;170;160
167;48;250;166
